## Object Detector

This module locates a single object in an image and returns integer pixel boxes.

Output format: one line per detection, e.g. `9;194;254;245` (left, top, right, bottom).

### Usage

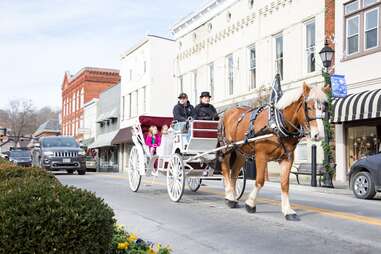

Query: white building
172;0;333;165
333;0;381;183
82;98;98;146
112;35;176;172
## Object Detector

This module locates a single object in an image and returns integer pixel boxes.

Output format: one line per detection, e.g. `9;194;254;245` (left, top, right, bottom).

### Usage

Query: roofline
66;67;120;83
120;34;174;59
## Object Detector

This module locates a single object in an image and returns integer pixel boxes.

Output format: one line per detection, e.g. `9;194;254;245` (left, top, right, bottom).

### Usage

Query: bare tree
6;99;35;144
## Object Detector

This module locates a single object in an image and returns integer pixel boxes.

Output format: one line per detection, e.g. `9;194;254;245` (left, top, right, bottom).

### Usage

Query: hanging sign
331;74;347;98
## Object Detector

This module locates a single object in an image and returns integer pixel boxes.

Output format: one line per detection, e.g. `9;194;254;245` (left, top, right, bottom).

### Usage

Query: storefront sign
331;74;347;98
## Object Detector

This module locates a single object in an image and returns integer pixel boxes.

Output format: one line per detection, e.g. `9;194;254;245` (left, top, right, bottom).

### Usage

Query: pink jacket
145;134;161;148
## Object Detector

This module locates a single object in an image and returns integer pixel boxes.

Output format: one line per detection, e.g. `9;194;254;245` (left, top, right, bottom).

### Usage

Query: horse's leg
279;158;300;221
221;153;238;208
245;156;266;213
230;153;245;198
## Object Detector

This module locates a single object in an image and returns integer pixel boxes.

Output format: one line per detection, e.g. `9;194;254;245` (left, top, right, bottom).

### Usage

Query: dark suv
33;136;86;175
349;153;381;199
9;149;32;167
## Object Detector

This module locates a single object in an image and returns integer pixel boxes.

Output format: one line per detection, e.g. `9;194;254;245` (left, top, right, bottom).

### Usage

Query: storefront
89;131;119;172
333;89;381;182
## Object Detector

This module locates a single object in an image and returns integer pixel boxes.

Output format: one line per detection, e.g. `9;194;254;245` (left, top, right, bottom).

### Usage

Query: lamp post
319;39;335;188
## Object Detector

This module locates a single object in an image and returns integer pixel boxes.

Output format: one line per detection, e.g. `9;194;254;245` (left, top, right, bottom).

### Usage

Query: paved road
57;172;381;254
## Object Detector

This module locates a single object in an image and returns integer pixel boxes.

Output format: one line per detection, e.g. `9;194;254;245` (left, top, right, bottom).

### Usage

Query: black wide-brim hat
178;92;188;99
200;91;211;98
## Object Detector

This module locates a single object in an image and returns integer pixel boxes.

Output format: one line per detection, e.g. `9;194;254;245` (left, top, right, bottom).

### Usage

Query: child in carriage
145;125;161;155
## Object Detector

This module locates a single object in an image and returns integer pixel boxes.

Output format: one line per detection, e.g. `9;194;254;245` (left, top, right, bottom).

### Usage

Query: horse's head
276;83;328;141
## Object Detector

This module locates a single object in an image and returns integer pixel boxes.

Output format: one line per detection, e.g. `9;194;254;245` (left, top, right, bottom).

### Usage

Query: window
275;34;283;80
128;93;132;118
135;90;139;117
209;63;214;97
80;88;84;108
193;71;198;105
306;20;316;73
129;69;133;80
143;61;147;73
249;46;256;89
364;0;378;7
227;12;232;22
365;8;379;49
249;0;254;9
179;75;183;94
122;96;125;120
227;54;234;95
143;87;147;113
345;0;359;14
347;16;360;54
344;0;381;57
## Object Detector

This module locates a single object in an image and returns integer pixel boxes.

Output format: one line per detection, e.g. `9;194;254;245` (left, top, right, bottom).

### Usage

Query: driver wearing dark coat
194;91;219;121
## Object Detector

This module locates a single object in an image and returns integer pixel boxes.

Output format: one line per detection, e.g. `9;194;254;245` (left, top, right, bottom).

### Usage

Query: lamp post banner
331;74;347;98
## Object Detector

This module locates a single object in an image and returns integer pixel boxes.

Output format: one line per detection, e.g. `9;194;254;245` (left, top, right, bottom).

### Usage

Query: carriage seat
186;120;219;153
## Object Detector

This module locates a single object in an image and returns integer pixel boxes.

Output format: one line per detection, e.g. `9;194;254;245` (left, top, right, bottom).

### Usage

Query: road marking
101;173;381;227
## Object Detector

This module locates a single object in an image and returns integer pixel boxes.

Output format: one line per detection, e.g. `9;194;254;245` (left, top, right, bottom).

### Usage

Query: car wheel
78;169;86;175
67;169;74;174
351;171;376;199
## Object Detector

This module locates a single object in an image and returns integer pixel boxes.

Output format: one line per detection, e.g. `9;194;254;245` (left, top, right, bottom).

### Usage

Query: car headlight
43;151;54;157
78;150;86;156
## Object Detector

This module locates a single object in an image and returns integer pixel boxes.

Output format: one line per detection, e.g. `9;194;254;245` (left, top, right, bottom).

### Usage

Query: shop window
346;126;380;168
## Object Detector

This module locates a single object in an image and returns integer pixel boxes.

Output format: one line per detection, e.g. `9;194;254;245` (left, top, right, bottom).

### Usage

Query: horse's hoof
225;199;238;208
245;204;256;213
285;214;300;221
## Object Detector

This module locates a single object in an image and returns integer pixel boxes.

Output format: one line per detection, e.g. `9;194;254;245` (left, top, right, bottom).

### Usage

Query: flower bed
111;224;171;254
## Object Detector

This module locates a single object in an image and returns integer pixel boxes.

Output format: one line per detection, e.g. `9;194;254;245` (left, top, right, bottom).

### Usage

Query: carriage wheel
235;167;247;200
127;146;142;192
187;178;202;192
167;154;185;202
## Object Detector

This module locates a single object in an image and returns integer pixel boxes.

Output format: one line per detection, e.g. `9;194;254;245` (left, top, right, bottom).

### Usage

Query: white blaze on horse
218;82;328;221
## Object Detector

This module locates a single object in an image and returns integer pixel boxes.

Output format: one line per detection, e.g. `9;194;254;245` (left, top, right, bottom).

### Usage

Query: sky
0;0;207;110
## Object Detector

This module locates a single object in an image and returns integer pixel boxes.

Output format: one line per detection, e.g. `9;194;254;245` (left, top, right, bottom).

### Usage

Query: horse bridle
285;96;325;138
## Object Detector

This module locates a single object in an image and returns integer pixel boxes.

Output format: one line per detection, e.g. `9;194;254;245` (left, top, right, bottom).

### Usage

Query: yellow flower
128;233;138;242
117;242;129;250
147;247;156;254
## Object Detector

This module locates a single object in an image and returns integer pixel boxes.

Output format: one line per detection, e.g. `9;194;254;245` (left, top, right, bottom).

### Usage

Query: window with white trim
227;54;234;95
344;0;381;57
305;20;316;73
274;34;283;80
249;45;256;89
209;63;214;97
365;8;379;49
193;70;198;105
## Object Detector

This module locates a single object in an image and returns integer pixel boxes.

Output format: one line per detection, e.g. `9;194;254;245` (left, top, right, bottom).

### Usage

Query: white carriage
126;116;249;202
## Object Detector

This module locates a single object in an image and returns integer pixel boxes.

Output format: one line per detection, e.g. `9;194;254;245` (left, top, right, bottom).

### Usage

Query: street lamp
319;39;335;69
319;39;335;188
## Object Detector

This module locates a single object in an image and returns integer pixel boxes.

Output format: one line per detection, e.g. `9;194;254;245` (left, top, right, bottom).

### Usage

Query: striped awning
332;89;381;123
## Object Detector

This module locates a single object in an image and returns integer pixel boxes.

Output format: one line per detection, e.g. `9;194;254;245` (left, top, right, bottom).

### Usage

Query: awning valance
111;127;133;145
89;131;118;149
332;89;381;123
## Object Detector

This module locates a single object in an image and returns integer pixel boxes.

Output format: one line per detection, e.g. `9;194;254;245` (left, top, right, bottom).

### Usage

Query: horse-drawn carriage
126;115;265;202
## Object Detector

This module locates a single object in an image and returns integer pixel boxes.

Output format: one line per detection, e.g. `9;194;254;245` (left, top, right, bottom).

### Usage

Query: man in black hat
194;91;219;121
173;92;195;122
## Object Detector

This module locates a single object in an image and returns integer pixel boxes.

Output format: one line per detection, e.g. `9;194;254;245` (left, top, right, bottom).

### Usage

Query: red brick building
61;67;120;140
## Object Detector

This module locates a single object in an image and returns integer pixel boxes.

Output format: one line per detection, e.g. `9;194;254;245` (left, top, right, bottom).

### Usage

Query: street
57;173;381;254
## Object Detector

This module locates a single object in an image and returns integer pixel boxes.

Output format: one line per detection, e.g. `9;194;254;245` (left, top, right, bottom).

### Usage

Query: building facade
61;67;120;140
112;35;176;172
172;0;334;164
89;84;120;172
82;98;98;147
333;0;381;183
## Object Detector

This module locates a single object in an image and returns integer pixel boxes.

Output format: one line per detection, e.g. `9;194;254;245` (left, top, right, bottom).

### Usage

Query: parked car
9;149;32;167
32;136;86;175
348;152;381;199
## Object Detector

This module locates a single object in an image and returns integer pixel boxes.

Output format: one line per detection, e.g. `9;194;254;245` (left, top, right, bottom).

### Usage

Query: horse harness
218;98;323;162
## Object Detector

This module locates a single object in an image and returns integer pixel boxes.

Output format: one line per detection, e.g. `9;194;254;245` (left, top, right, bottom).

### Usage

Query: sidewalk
267;172;352;196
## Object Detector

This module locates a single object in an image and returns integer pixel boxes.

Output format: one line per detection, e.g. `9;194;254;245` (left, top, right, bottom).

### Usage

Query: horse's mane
276;85;327;110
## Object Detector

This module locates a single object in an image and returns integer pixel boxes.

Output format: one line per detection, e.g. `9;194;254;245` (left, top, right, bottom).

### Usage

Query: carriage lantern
319;39;335;69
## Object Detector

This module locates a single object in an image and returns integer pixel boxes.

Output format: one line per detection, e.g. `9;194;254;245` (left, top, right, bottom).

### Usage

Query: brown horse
219;83;327;221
